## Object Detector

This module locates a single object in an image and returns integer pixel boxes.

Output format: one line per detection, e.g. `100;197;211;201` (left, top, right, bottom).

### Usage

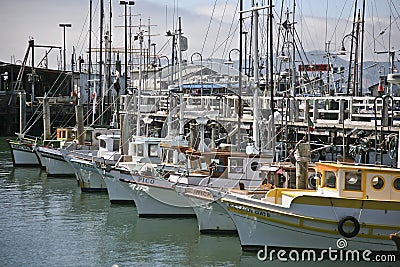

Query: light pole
190;52;203;107
151;43;156;91
339;33;358;96
59;23;72;71
158;55;169;94
226;48;240;93
120;1;135;93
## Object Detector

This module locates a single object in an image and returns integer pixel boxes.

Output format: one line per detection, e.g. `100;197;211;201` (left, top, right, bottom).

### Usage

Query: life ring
338;216;360;238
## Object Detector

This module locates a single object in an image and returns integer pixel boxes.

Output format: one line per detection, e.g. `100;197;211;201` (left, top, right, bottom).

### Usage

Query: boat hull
217;193;400;252
36;147;75;177
69;158;107;192
103;170;136;204
114;169;195;217
7;139;40;167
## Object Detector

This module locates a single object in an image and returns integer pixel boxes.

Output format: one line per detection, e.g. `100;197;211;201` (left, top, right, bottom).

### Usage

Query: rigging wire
201;0;218;57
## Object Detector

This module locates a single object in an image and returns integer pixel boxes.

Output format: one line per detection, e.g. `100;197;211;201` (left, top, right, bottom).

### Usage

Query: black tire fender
338;216;360;238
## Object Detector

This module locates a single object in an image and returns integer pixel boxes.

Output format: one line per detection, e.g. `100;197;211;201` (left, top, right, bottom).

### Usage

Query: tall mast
252;2;260;152
108;0;112;109
269;0;275;156
178;17;185;138
99;0;104;124
87;0;92;124
237;0;243;151
137;30;143;136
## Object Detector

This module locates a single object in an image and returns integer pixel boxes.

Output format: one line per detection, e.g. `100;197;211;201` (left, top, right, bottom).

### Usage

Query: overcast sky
0;0;398;70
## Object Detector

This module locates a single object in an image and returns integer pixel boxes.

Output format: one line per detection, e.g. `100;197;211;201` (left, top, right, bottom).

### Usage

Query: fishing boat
33;127;76;177
214;161;400;252
6;135;41;167
110;138;202;216
102;136;164;203
65;131;120;192
176;162;298;234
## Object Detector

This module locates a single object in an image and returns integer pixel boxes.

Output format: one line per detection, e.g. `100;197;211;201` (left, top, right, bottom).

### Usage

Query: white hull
36;147;75;176
192;198;236;233
69;158;107;192
103;170;136;204
114;169;195;217
217;192;399;252
176;178;263;233
7;140;40;166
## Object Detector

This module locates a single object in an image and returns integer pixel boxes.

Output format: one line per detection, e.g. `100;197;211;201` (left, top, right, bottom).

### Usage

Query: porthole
393;178;400;191
371;176;385;190
251;161;259;171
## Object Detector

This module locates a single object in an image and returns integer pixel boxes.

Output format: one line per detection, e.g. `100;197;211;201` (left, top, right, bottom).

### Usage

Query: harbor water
0;137;245;267
0;138;396;267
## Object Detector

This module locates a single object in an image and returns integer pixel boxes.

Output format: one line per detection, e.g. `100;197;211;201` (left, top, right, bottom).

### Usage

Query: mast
252;2;260;152
177;17;185;138
87;0;92;124
136;30;143;136
108;0;112;112
237;0;243;151
269;0;275;157
99;0;104;124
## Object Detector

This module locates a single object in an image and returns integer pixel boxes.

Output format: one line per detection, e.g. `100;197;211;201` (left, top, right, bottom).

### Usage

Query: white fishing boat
214;161;400;252
66;132;120;192
174;152;275;233
35;145;75;177
6;136;41;167
32;127;76;176
109;138;202;216
103;136;164;204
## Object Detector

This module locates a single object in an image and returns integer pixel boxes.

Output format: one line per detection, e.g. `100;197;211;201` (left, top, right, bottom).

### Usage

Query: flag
308;116;314;132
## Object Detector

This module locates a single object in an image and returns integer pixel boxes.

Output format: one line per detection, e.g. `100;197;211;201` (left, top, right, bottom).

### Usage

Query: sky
0;0;398;71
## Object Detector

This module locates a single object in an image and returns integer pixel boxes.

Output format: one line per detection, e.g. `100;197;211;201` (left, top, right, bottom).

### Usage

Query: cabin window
344;172;362;191
200;157;207;170
323;171;336;188
167;150;174;163
148;144;158;157
190;158;200;170
178;152;187;164
393;178;400;191
113;139;120;151
100;139;106;149
371;176;385;190
137;144;144;156
229;158;244;173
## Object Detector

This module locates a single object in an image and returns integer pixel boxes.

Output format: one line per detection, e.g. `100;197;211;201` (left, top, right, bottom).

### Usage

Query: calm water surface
0;138;396;267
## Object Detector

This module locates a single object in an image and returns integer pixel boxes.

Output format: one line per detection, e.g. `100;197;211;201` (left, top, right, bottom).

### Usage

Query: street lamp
227;48;240;63
120;1;135;93
340;33;358;96
190;52;203;107
59;23;72;71
151;43;156;91
158;55;169;92
225;48;240;94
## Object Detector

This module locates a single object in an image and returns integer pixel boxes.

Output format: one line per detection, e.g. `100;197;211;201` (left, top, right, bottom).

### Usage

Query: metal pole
124;3;128;92
59;23;72;71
